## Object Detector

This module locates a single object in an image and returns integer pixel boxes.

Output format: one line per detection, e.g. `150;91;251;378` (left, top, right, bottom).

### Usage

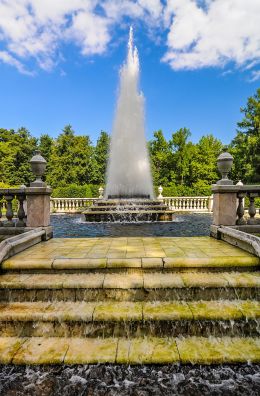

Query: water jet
84;28;174;222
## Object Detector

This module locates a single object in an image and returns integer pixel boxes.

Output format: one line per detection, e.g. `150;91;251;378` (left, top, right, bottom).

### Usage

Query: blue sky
0;1;259;145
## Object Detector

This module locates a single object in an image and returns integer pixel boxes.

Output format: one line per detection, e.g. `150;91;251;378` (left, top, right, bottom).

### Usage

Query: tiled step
0;336;259;364
2;255;259;271
0;271;259;302
0;300;259;337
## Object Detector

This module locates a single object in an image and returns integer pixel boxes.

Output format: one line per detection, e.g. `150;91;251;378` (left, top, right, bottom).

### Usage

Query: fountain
84;28;174;222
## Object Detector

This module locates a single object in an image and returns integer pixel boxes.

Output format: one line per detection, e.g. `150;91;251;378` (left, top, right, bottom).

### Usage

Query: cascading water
105;27;154;199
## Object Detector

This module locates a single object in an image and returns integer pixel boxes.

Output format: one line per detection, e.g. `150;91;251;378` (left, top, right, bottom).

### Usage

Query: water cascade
105;27;153;199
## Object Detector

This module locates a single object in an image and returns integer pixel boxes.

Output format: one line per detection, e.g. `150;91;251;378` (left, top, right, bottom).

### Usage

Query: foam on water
105;27;154;199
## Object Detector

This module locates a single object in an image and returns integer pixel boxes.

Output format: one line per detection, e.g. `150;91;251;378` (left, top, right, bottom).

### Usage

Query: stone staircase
0;238;259;364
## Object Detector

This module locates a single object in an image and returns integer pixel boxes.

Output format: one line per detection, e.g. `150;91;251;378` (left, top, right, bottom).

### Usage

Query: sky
0;0;260;145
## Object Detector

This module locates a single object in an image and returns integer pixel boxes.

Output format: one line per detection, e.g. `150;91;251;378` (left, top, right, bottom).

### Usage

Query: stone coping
0;300;259;322
0;271;259;289
0;227;53;264
0;336;259;364
211;225;260;257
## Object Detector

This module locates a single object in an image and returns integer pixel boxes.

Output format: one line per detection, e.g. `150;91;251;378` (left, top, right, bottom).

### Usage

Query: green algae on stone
238;300;260;318
143;301;192;320
93;301;142;321
107;258;141;268
188;300;244;320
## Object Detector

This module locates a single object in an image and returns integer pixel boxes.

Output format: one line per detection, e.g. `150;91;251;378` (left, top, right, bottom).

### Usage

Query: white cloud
163;0;260;72
0;0;259;79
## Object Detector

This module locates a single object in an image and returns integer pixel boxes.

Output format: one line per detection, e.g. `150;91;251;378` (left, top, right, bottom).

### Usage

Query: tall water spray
105;27;154;199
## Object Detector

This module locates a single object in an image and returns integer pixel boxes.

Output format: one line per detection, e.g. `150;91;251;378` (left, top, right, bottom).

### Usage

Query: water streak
105;27;154;199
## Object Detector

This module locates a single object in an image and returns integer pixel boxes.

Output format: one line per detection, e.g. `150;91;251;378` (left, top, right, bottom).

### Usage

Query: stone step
86;205;168;211
0;300;259;338
0;336;259;364
0;271;259;302
2;256;259;271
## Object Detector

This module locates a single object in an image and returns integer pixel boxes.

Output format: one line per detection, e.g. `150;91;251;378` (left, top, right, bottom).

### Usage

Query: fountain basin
83;199;175;222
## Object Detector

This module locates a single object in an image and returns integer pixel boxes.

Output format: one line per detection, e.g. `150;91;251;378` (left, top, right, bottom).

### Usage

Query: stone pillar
26;187;52;227
212;185;239;226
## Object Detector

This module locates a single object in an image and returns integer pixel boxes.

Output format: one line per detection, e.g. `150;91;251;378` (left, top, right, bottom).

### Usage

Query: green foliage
230;88;260;183
52;184;91;198
0;127;37;185
159;183;211;197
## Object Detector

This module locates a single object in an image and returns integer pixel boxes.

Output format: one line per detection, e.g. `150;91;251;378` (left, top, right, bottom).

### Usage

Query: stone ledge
1;336;259;364
211;225;260;258
0;300;259;322
0;271;260;289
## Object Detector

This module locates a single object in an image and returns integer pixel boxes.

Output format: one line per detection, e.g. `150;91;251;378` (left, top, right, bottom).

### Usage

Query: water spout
105;27;154;199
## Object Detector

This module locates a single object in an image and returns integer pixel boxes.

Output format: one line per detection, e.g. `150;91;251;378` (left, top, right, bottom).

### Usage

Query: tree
149;130;174;185
90;131;110;185
46;125;94;187
0;127;37;185
169;128;194;185
231;88;260;183
191;135;223;185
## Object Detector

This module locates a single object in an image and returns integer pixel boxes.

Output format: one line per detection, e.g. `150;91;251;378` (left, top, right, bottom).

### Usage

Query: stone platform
0;236;259;364
83;199;175;222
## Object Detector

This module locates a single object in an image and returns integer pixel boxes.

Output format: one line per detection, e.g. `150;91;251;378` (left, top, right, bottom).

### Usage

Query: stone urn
29;150;47;187
216;152;234;185
98;187;104;199
157;185;163;201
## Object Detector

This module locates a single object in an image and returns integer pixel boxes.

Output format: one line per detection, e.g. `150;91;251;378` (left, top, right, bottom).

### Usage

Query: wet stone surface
51;213;212;238
0;364;260;395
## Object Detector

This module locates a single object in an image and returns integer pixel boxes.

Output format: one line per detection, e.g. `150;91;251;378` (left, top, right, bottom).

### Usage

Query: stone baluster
16;194;26;227
247;193;258;225
236;193;246;225
0;195;3;226
4;194;14;227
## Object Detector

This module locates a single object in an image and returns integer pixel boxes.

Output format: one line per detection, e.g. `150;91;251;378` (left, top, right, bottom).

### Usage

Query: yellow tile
13;337;69;364
181;272;228;287
53;258;106;269
64;338;117;364
63;273;105;288
143;273;184;288
103;273;143;289
0;337;26;364
223;272;260;287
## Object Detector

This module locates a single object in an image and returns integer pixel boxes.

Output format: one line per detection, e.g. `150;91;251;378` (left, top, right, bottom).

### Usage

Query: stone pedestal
212;185;239;226
25;187;52;228
213;192;237;226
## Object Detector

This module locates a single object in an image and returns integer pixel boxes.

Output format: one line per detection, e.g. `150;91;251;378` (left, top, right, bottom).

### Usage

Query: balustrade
236;188;260;226
162;196;212;212
51;198;96;213
0;189;26;227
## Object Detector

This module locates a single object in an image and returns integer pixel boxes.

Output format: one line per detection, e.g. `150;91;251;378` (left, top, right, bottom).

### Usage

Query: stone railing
236;186;260;225
0;187;52;229
0;188;27;227
162;196;213;212
51;198;96;213
212;184;260;226
50;196;213;213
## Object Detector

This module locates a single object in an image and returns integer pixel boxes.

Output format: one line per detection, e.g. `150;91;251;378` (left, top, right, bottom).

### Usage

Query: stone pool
51;213;213;238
